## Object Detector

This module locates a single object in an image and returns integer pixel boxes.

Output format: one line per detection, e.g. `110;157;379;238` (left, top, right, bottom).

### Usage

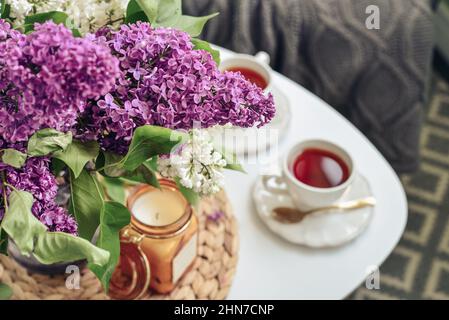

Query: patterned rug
350;73;449;299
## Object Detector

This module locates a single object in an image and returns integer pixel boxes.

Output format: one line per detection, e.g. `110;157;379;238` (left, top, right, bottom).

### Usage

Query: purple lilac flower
0;19;14;40
0;20;120;235
207;210;225;222
1;157;77;234
78;22;275;153
0;20;120;143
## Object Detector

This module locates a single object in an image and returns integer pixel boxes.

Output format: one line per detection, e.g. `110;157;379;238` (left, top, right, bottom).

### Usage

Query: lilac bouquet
80;23;274;153
0;0;275;292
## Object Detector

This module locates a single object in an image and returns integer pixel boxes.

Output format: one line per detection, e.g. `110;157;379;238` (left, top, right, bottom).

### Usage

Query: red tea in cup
226;67;268;90
293;148;350;188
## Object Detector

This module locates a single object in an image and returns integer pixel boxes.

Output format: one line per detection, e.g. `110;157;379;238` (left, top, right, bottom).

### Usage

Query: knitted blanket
184;0;434;172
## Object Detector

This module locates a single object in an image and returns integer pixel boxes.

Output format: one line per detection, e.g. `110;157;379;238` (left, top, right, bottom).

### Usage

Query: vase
7;240;86;275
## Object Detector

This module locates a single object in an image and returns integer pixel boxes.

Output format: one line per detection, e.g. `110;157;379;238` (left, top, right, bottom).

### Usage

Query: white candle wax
131;188;186;227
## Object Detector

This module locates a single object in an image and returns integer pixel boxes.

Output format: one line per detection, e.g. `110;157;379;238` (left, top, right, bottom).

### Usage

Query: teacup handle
255;51;270;65
262;174;289;195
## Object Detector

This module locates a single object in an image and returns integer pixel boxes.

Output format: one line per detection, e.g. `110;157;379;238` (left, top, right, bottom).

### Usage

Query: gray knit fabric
183;0;434;172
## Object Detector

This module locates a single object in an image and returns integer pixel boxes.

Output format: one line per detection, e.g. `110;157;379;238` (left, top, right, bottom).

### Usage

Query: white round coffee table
218;48;408;299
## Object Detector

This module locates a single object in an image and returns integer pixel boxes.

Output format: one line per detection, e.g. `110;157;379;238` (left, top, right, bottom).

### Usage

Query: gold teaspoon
272;197;377;224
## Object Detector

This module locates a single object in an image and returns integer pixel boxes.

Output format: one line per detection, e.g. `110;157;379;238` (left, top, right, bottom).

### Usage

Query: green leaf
0;228;8;255
159;13;219;37
133;0;182;24
125;0;148;23
24;11;69;25
1;149;27;169
146;156;159;171
54;140;99;179
101;177;126;204
33;232;109;268
50;158;67;176
156;0;182;22
101;157;160;188
68;169;103;241
96;151;125;178
133;0;216;36
0;0;10;19
124;162;160;189
23;24;34;34
221;148;246;173
1;190;47;256
97;152;127;178
104;152;126;177
90;202;131;292
125;11;149;23
191;38;220;65
23;11;81;36
122;125;185;172
136;0;159;23
24;11;69;33
127;0;142;17
0;283;12;300
224;162;245;173
71;28;82;37
1;188;110;287
175;178;199;206
27;129;73;157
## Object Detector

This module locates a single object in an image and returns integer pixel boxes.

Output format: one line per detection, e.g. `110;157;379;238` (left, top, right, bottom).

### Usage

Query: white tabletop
218;48;408;300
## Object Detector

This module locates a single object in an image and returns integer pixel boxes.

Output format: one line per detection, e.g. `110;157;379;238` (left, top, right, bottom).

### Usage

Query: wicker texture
0;191;239;300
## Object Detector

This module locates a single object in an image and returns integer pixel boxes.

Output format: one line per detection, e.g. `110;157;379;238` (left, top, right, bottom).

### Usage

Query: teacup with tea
219;51;272;92
256;139;374;246
215;52;292;155
282;140;355;210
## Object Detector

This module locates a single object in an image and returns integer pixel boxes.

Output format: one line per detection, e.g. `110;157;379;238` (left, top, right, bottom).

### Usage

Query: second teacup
219;51;272;92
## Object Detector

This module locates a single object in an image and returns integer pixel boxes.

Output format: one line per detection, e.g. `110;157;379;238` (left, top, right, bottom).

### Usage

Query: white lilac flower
6;0;128;33
157;129;228;196
7;0;33;25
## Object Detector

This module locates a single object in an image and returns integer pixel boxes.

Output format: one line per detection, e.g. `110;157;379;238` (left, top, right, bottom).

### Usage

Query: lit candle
131;186;186;226
110;179;198;297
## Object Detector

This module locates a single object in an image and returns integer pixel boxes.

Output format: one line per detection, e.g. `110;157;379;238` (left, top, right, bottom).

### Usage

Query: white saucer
210;85;291;155
253;173;374;248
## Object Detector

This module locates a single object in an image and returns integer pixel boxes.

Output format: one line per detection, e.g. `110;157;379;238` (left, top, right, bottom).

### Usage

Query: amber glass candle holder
109;179;198;299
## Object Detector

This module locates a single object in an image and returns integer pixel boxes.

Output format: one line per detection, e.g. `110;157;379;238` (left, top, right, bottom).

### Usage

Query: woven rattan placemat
0;191;239;300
